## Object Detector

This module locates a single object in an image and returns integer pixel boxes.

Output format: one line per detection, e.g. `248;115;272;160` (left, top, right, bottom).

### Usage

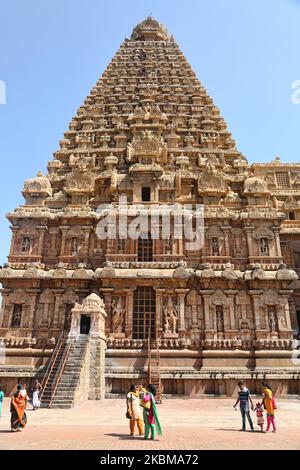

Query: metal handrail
147;329;151;383
48;339;73;408
40;331;66;399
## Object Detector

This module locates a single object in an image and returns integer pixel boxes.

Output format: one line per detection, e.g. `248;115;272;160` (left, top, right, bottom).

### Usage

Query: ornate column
245;226;254;258
0;289;10;328
249;290;263;331
273;227;282;258
224;290;237;330
36;226;47;257
190;291;199;330
9;226;20;257
175;288;188;333
279;291;293;330
222;227;230;257
49;228;59;256
124;288;135;338
26;289;40;330
155;288;165;335
59;226;70;257
52;289;65;328
100;288;114;336
83;226;92;258
200;290;213;331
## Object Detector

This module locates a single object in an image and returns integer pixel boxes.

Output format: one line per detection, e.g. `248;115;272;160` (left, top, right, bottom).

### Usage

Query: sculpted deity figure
111;297;125;333
164;297;178;334
268;310;277;333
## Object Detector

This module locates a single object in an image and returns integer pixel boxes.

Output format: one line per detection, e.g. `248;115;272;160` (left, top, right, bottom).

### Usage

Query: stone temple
0;17;299;404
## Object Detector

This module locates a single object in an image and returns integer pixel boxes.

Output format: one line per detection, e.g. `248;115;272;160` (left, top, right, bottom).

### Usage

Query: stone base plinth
163;332;179;339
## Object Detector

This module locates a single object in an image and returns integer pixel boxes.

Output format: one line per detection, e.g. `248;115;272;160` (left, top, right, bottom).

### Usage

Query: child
254;402;265;432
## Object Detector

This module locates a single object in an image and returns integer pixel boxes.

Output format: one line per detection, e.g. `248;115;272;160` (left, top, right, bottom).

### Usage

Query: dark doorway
142;187;151;202
80;315;91;335
133;287;156;339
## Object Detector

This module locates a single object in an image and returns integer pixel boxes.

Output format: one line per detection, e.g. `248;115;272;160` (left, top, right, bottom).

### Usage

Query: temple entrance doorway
80;315;91;335
133;287;156;339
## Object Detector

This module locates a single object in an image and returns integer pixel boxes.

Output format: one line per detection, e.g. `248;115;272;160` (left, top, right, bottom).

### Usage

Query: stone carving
268;310;277;333
65;170;94;194
252;226;274;240
222;263;243;280
244;176;269;194
198;168;228;195
276;263;298;280
53;263;67;278
164;297;178;334
111;297;125;334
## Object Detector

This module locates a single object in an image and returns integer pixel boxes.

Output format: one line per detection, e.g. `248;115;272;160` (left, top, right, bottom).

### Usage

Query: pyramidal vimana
0;17;299;403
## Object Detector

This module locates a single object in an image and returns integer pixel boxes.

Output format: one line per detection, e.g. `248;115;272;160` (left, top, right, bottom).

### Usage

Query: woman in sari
10;384;28;432
126;384;144;436
141;384;162;441
262;382;276;432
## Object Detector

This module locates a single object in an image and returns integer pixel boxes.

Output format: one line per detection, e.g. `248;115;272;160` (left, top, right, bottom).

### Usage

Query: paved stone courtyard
0;398;299;450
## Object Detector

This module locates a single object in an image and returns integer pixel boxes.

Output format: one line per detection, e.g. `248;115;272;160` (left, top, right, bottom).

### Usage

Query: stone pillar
280;291;293;330
224;290;237;330
100;288;114;336
191;291;199;330
26;289;39;330
200;291;213;331
245;227;254;257
249;290;263;330
59;226;70;256
52;290;64;328
83;226;92;258
155;288;165;336
0;289;10;327
9;226;20;257
37;226;47;257
222;227;230;257
49;228;60;256
175;289;188;333
124;288;134;338
273;228;282;258
178;238;183;256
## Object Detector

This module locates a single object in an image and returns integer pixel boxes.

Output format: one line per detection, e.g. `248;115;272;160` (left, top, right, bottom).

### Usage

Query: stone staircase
40;332;68;408
50;335;89;409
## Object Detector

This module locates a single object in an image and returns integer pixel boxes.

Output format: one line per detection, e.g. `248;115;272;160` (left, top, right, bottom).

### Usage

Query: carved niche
198;167;228;196
37;289;55;328
236;291;252;331
162;296;178;336
186;290;202;330
210;290;229;336
110;296;126;336
252;226;274;240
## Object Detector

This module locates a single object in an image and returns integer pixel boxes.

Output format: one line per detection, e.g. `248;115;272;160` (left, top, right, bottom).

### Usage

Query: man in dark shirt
233;380;254;431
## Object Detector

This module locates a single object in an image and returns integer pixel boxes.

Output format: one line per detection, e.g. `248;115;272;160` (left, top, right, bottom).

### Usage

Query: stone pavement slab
0;398;299;450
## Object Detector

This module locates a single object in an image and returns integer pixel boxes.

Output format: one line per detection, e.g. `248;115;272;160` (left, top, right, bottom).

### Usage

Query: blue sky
0;0;299;264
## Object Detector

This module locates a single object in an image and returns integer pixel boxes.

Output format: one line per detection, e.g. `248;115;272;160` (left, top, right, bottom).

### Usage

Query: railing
147;330;162;403
48;339;73;408
147;331;151;384
40;331;66;400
